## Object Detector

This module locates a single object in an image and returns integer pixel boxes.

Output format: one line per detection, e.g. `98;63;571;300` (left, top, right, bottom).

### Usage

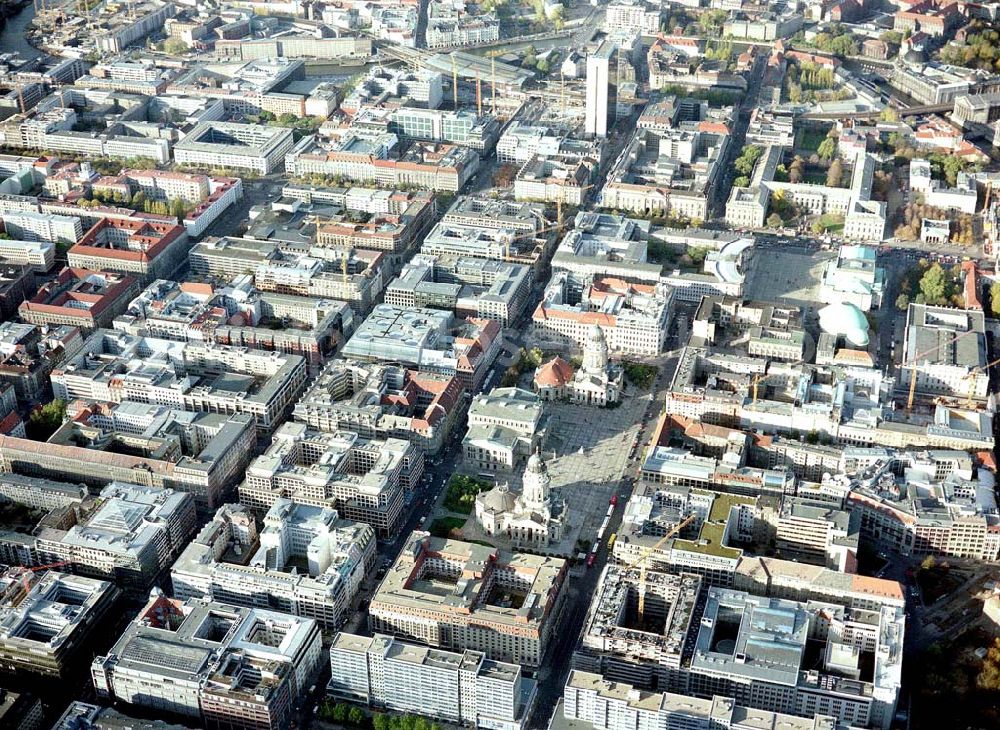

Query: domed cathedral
475;448;566;549
533;324;623;406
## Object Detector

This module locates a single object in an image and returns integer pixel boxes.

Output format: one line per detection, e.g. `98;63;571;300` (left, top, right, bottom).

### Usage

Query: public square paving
744;248;835;309
452;387;651;556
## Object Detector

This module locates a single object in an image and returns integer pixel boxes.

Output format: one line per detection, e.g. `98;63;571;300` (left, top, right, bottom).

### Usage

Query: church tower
521;448;551;510
582;324;609;375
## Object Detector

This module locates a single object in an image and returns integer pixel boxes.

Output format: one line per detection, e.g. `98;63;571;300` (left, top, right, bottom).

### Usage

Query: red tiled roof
534;357;573;387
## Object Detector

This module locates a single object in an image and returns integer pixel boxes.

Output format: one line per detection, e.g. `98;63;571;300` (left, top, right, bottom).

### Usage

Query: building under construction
574;565;702;691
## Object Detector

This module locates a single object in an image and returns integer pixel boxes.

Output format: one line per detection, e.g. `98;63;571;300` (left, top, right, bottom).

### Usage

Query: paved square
744;249;836;308
448;387;653;555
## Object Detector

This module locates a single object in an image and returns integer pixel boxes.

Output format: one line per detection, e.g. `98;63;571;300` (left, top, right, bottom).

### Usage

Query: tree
162;38;188;55
826;158;844;187
921;554;937;571
348;706;366;726
918;263;952;305
817;136;837;160
895;293;910;311
550;5;565;29
131;191;146;208
536;58;550;73
734;175;750;188
991;282;1000;317
978;638;1000;691
733;145;762;176
767;213;783;228
26;399;66;441
170;198;188;219
788;156;804;184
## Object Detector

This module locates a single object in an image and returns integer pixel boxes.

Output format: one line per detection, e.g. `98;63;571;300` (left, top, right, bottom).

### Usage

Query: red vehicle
610;494;618;507
586;553;597;567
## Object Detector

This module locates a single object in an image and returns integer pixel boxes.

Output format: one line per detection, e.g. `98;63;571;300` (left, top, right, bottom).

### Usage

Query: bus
607;533;617;550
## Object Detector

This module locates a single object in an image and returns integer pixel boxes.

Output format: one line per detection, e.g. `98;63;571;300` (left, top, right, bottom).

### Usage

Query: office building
67;217;188;285
0;238;55;271
385;254;532;328
343;304;500;391
18;268;140;332
92;596;323;729
293;360;464;454
369;532;568;669
0;321;83;400
171;500;375;630
35;482;196;592
51;329;308;437
897;303;988;402
585;42;617;139
239;422;418;537
0;570;119;678
174;122;296;174
463;387;546;473
329;632;535;730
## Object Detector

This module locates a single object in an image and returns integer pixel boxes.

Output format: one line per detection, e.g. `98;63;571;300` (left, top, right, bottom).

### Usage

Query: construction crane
905;327;981;412
619;514;697;621
964;354;1000;407
14;562;72;594
749;362;805;405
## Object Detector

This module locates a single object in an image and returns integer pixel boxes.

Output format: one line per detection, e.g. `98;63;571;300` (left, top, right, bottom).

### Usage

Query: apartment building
92;596;323;729
1;211;82;244
563;671;845;730
96;1;174;53
115;278;350;375
239;422;418;537
369;532;568;669
329;633;535;730
0;570;120;678
171;500;375;629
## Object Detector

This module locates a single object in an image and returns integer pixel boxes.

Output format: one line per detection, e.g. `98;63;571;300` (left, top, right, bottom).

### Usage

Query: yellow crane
618;514;697;621
964;354;1000;407
905;327;980;412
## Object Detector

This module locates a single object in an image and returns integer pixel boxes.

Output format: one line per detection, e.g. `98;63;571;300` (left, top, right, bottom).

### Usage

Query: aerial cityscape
0;0;998;728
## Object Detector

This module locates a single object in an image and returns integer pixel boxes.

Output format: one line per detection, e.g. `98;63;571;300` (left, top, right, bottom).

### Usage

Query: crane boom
625;514;696;620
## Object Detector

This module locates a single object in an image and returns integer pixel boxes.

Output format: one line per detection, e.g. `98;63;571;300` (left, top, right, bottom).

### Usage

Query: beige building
369;532;568;669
